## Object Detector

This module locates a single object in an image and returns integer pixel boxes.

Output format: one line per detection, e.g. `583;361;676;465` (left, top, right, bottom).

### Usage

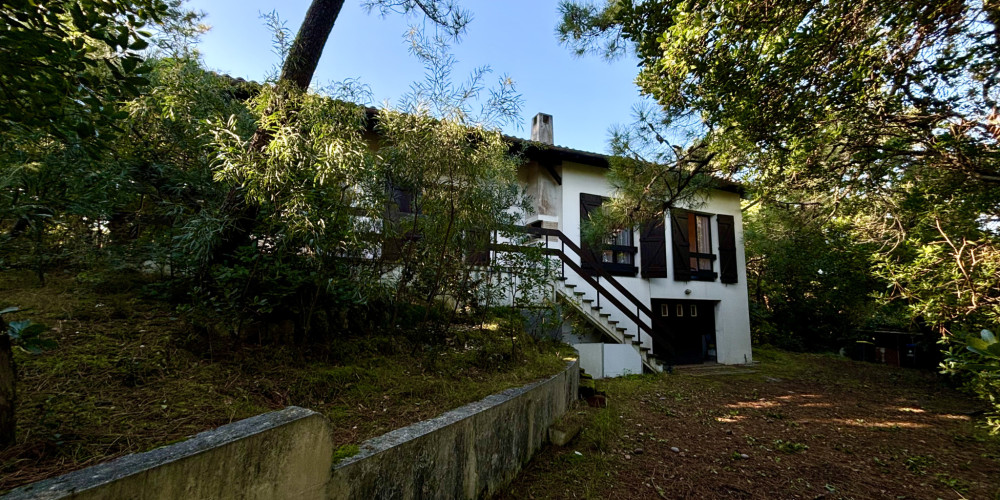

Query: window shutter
395;188;414;214
579;193;604;269
640;218;667;278
383;237;402;261
670;209;691;281
718;214;738;284
465;230;491;266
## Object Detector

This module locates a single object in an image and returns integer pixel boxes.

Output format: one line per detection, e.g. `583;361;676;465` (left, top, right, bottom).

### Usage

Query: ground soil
0;269;567;493
503;348;1000;500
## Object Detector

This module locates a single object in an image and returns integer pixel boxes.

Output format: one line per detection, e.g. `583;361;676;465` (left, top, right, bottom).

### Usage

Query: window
661;304;669;317
688;214;714;277
383;183;421;261
580;193;637;276
690;304;698;317
601;229;634;266
391;185;418;214
465;230;491;266
676;304;684;317
670;210;718;282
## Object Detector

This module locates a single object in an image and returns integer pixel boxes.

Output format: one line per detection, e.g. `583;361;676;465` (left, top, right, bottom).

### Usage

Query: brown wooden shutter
465;230;491;266
640;218;667;278
670;209;691;281
384;183;410;261
717;214;738;284
579;193;604;269
383;237;402;261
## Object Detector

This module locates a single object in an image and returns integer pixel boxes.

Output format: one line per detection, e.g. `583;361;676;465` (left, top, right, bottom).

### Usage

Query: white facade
573;343;643;379
518;155;753;368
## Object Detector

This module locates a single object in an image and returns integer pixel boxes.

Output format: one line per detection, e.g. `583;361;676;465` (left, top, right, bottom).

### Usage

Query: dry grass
0;269;569;493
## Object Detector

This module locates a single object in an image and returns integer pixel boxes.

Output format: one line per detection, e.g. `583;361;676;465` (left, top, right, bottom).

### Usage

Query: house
512;113;753;377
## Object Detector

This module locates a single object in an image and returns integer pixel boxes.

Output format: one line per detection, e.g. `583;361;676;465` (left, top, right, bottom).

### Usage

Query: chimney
531;113;553;145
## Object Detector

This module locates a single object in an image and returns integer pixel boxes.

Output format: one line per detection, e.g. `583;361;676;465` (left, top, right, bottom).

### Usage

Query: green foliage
904;454;936;475
943;329;1000;433
0;0;173;142
0;0;564;472
578;405;620;453
935;473;970;494
197;74;542;337
772;439;808;454
332;444;360;465
361;0;471;39
0;307;55;355
561;1;999;190
0;54;252;289
744;203;880;350
967;329;1000;362
559;0;1000;431
6;320;55;355
0;1;553;353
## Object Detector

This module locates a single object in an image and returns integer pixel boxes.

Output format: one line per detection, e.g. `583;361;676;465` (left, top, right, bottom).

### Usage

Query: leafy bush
942;329;1000;434
2;309;56;355
744;203;880;351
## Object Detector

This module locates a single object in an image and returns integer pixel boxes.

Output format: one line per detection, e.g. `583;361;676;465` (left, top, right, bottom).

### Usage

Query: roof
507;137;610;169
214;75;743;196
507;136;745;197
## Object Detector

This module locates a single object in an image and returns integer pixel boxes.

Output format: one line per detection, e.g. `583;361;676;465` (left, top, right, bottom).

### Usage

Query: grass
514;374;664;498
0;269;571;492
772;439;808;454
331;444;360;465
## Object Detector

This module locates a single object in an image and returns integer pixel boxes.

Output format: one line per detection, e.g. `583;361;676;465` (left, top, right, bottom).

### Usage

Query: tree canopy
0;0;546;449
558;0;1000;324
559;0;1000;431
0;0;175;141
560;0;999;192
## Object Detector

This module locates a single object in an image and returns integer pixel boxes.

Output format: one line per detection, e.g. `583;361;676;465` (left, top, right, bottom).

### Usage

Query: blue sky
184;0;646;153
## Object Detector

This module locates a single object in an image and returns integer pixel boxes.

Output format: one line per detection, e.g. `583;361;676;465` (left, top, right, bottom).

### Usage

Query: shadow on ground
501;348;1000;500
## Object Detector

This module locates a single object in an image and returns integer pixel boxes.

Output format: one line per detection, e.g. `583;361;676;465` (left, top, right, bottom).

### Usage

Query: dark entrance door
650;299;717;365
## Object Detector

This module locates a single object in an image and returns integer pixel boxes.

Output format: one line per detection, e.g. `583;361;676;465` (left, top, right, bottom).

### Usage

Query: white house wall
517;163;561;227
572;343;643;379
556;161;753;366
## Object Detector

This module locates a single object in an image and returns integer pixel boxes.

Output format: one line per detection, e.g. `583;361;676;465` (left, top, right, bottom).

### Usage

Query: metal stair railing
492;226;673;365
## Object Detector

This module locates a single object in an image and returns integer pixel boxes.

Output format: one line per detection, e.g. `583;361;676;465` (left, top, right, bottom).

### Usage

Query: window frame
600;228;637;270
580;193;638;277
686;212;718;282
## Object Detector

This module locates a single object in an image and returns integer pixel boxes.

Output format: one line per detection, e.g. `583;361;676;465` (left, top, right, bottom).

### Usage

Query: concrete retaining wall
329;359;579;499
5;407;333;500
5;360;578;500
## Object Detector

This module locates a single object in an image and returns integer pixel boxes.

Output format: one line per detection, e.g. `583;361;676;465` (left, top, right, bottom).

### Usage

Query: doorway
651;299;717;365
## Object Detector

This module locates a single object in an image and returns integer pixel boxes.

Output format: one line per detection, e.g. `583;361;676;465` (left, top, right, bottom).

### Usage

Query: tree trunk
219;0;347;261
0;317;15;448
280;0;346;90
248;0;346;152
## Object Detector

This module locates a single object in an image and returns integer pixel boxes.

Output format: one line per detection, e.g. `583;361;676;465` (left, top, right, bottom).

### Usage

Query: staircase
553;277;664;373
501;226;672;374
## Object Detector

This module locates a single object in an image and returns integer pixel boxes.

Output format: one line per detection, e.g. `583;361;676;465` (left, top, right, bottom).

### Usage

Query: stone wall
4;360;578;500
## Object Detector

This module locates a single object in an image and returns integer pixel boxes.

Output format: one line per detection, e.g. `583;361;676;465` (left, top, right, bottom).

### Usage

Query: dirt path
502;348;1000;500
